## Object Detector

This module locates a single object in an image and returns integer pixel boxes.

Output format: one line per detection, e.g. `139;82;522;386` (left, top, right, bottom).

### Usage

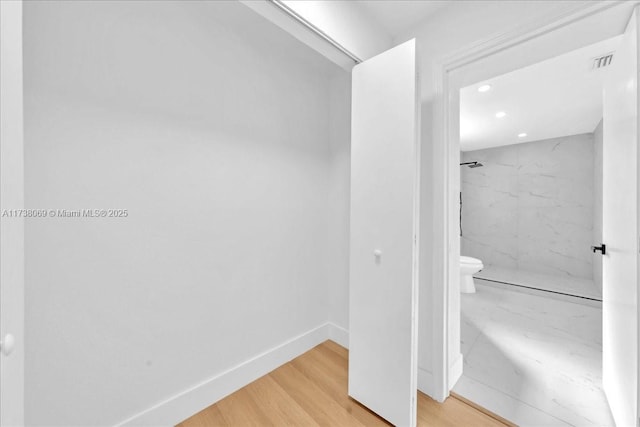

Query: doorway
433;2;640;426
453;39;619;423
457;34;617;301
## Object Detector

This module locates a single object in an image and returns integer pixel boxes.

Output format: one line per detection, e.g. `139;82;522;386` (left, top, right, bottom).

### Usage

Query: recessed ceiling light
478;84;492;93
518;133;527;138
495;111;506;118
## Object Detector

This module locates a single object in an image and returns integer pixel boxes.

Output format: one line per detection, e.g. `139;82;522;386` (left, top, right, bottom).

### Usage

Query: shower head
460;161;484;168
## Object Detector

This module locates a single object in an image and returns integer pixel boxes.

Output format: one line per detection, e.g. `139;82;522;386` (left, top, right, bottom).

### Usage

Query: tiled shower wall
461;133;596;280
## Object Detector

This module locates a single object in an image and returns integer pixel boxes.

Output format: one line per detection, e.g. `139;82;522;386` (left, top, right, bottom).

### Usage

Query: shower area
460;127;603;301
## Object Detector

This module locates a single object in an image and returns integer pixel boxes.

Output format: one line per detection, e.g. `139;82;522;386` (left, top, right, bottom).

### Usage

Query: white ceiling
354;1;449;38
460;35;622;152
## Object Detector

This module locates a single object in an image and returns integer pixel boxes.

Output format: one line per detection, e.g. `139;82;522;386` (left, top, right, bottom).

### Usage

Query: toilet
460;256;483;293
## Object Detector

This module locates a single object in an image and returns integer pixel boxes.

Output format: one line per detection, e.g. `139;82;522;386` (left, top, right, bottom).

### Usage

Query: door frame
431;0;640;402
0;0;25;425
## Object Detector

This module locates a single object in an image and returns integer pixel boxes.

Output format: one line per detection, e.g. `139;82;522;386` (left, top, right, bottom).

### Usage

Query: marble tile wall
461;133;596;280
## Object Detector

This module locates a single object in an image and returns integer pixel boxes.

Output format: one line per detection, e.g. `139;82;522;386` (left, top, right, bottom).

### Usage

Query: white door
348;39;420;427
602;7;639;427
0;0;25;425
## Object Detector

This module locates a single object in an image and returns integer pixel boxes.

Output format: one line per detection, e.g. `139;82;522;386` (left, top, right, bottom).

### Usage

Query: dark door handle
591;244;606;255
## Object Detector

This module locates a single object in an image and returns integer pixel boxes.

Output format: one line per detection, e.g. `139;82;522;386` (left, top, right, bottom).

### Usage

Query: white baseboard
327;322;349;349
417;353;463;402
115;323;331;427
116;322;445;426
418;368;437;399
449;353;463;389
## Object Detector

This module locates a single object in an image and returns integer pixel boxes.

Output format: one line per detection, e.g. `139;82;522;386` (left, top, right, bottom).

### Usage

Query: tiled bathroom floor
453;281;613;427
475;265;602;300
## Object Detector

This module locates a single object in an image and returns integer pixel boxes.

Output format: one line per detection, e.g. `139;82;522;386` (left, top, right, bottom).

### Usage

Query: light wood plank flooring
178;341;513;427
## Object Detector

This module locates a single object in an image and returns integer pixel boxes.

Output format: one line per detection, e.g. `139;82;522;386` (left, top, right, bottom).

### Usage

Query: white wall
327;73;351;332
23;1;344;425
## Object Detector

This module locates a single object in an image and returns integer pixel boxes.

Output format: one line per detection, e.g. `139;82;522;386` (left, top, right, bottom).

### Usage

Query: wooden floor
178;341;513;427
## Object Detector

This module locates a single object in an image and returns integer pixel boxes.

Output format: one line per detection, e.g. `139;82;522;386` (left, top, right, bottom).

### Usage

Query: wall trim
418;356;461;397
448;354;463;389
327;322;349;349
0;0;25;425
115;323;331;426
113;321;443;426
417;368;436;398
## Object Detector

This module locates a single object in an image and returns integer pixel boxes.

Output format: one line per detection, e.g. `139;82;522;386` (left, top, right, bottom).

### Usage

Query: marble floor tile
476;278;602;309
461;286;501;357
488;287;602;345
475;265;601;300
454;375;573;427
454;284;613;427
